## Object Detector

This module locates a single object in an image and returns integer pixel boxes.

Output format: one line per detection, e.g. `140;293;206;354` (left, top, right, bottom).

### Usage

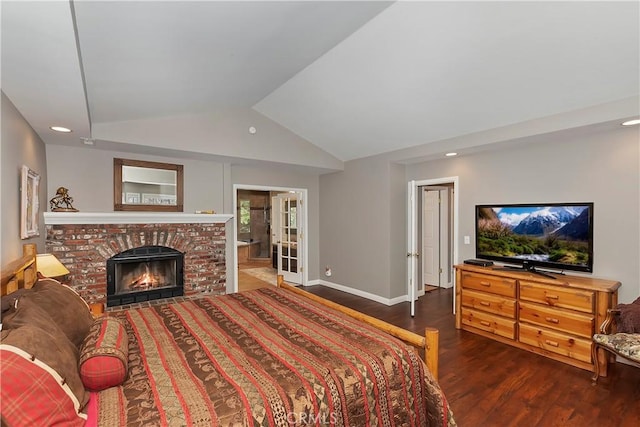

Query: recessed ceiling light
621;119;640;126
50;126;72;133
445;152;458;157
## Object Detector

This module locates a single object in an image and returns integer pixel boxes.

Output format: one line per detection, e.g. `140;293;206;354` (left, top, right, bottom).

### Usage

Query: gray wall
389;161;407;298
406;125;639;304
1;92;48;261
320;155;395;298
46;145;226;214
320;124;639;303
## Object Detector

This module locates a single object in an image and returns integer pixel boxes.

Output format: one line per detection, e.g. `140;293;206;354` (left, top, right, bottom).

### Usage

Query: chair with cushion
592;297;640;384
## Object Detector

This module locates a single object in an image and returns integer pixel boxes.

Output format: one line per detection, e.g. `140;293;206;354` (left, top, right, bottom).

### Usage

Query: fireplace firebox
107;246;184;307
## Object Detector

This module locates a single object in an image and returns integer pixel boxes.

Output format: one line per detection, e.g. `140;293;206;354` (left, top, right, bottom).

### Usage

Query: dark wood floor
303;285;640;427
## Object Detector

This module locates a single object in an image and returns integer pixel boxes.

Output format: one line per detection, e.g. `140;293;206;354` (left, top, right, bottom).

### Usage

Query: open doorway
236;190;275;292
407;177;458;316
420;184;454;293
232;185;308;293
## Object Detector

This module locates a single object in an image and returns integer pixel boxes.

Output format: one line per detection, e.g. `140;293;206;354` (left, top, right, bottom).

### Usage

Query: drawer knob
480;281;491;287
480;320;491;327
546;294;559;300
480;301;491;307
545;339;560;348
545;317;560;324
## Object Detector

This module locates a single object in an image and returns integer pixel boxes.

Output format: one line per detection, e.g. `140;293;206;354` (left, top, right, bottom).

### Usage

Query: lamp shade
36;254;70;278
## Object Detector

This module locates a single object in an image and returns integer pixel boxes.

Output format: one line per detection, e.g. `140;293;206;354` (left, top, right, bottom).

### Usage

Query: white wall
1;92;48;260
92;108;343;172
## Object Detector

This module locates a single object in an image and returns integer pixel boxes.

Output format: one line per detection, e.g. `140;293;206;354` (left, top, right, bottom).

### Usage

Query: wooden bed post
425;328;439;380
1;243;37;296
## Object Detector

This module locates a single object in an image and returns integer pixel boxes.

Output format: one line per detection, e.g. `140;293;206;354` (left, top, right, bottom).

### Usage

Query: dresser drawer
519;301;594;338
461;289;516;319
461;308;516;339
519;281;594;313
519;323;592;363
461;272;516;298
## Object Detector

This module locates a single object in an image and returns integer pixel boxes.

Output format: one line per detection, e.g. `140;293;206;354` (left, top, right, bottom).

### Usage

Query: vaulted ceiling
2;1;638;172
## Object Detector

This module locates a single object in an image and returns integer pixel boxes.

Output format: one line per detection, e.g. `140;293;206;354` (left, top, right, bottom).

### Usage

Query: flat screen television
475;203;594;275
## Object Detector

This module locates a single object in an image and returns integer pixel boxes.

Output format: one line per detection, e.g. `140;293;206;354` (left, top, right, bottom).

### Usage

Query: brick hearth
44;213;233;305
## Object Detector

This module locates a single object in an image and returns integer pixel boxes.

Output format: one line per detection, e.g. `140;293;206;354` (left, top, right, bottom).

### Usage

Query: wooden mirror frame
114;158;184;212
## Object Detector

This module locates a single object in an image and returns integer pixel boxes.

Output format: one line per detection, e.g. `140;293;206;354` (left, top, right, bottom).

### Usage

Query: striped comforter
96;287;455;426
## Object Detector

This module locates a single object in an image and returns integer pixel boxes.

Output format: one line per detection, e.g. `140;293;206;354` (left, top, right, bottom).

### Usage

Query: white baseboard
304;279;406;306
303;279;453;304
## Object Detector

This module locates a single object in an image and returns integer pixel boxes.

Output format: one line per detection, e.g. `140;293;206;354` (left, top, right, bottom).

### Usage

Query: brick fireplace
44;212;233;305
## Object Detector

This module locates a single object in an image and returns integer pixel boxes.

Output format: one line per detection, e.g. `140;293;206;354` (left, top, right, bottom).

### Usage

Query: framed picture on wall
20;165;40;239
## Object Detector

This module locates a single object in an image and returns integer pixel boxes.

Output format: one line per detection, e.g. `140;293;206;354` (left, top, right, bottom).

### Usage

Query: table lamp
36;253;70;280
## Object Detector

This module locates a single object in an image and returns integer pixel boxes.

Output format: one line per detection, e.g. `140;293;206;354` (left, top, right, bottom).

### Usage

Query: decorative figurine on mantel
49;187;79;212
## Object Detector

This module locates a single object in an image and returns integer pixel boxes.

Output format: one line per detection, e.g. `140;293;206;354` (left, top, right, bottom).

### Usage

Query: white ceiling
2;1;639;169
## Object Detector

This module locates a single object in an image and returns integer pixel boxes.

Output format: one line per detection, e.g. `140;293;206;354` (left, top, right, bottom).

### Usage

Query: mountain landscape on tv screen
477;206;590;266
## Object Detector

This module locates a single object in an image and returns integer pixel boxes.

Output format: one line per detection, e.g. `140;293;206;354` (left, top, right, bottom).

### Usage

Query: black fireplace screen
107;246;184;307
115;258;176;294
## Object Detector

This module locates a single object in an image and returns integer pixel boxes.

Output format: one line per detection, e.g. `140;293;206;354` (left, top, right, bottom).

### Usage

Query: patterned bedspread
96;287;455;426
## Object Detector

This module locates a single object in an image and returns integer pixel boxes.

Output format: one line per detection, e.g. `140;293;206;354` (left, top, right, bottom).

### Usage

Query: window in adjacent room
239;200;251;234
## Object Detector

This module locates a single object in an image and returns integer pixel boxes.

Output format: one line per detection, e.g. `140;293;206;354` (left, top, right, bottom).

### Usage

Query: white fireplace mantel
44;212;233;225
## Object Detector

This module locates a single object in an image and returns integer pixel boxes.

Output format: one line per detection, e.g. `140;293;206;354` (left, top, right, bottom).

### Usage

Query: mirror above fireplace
114;158;184;212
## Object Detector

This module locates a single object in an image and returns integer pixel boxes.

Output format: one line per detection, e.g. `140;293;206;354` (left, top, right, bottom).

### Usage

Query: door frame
232;184;308;293
408;177;459;315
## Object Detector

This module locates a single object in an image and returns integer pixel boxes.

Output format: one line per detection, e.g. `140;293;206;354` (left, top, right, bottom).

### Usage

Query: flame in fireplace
130;264;160;290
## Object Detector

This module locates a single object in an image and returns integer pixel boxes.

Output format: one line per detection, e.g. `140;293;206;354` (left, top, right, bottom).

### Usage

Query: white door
272;193;303;284
407;181;418;316
422;189;440;288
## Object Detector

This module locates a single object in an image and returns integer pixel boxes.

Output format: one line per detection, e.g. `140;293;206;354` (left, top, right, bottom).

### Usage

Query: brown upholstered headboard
1;244;38;296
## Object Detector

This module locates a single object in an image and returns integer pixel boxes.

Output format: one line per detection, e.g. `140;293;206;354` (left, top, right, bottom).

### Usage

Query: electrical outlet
325;266;332;277
464;236;471;245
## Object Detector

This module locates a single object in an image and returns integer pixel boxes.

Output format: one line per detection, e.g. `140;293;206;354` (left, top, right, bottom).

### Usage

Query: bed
1;244;456;426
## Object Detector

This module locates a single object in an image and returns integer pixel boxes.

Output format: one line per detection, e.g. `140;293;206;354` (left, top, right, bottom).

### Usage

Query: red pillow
1;343;87;426
1;299;88;408
79;316;129;391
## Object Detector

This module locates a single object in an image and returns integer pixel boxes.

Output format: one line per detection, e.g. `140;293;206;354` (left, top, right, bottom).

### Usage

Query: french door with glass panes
272;192;303;284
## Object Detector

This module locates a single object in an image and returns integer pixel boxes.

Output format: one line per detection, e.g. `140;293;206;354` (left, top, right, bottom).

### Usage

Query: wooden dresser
454;264;620;376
